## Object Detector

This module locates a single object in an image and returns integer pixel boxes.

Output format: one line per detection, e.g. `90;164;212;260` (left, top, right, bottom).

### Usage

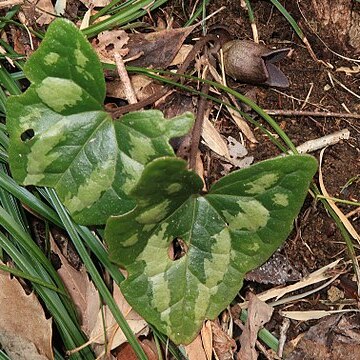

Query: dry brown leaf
170;44;193;65
0;0;23;9
281;309;359;321
54;0;66;16
92;30;130;64
114;339;158;360
184;334;208;360
201;321;213;360
94;27;194;69
237;293;273;360
80;0;111;8
90;285;148;356
239;259;341;309
0;264;53;360
125;26;194;68
211;320;237;360
226;106;257;143
227;136;254;168
245;251;302;285
50;236;100;336
202;118;231;159
21;0;55;26
285;314;360;360
106;74;163;101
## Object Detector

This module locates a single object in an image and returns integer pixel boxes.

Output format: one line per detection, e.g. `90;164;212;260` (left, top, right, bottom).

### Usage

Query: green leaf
106;155;318;344
6;19;194;224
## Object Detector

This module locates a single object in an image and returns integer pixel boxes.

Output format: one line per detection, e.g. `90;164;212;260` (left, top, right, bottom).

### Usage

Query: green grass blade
240;309;279;351
0;263;66;294
45;188;148;360
269;0;304;39
0;64;21;95
0;350;10;360
91;0;131;21
82;0;168;37
0;164;28;231
0;230;91;359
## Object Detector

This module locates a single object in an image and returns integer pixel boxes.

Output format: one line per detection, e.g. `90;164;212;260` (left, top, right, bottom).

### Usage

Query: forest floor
1;0;359;359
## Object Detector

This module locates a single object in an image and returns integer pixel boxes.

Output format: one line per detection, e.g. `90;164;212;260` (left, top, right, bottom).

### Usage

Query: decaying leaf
238;293;273;360
184;334;208;360
54;0;66;15
226;106;257;143
170;44;193;66
202;117;231;159
211;321;237;360
201;321;213;360
80;0;111;8
50;235;100;335
20;0;55;25
0;0;23;9
0;265;53;360
245;251;302;285
280;309;359;321
227;136;254;168
106;155;317;344
106;75;163;101
285;314;360;360
125;26;194;68
93;26;194;68
114;339;158;360
92;29;129;64
90;285;148;355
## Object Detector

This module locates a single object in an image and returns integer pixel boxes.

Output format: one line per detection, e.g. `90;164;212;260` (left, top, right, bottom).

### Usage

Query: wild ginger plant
6;19;317;344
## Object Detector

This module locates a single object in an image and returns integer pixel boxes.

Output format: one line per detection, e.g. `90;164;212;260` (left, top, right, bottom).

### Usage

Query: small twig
328;72;360;100
114;52;137;105
292;128;350;154
346;208;360;219
264;110;360;119
277;318;290;358
189;82;210;170
300;82;313;110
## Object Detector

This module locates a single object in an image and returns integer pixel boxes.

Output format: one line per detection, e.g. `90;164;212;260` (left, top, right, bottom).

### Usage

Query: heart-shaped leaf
106;155;317;344
6;19;193;224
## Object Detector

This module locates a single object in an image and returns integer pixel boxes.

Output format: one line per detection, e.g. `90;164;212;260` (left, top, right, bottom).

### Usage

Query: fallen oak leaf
0;263;53;360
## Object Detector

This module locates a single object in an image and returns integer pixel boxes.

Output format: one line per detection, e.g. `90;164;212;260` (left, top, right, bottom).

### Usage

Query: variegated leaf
6;19;194;224
106;155;317;344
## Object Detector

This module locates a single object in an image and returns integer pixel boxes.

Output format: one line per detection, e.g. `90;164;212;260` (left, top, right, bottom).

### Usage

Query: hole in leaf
20;129;35;142
105;43;114;51
168;238;188;261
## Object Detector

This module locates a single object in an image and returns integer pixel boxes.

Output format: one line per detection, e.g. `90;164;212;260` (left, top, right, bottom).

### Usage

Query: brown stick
264;109;360;119
189;83;210;170
114;52;138;105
